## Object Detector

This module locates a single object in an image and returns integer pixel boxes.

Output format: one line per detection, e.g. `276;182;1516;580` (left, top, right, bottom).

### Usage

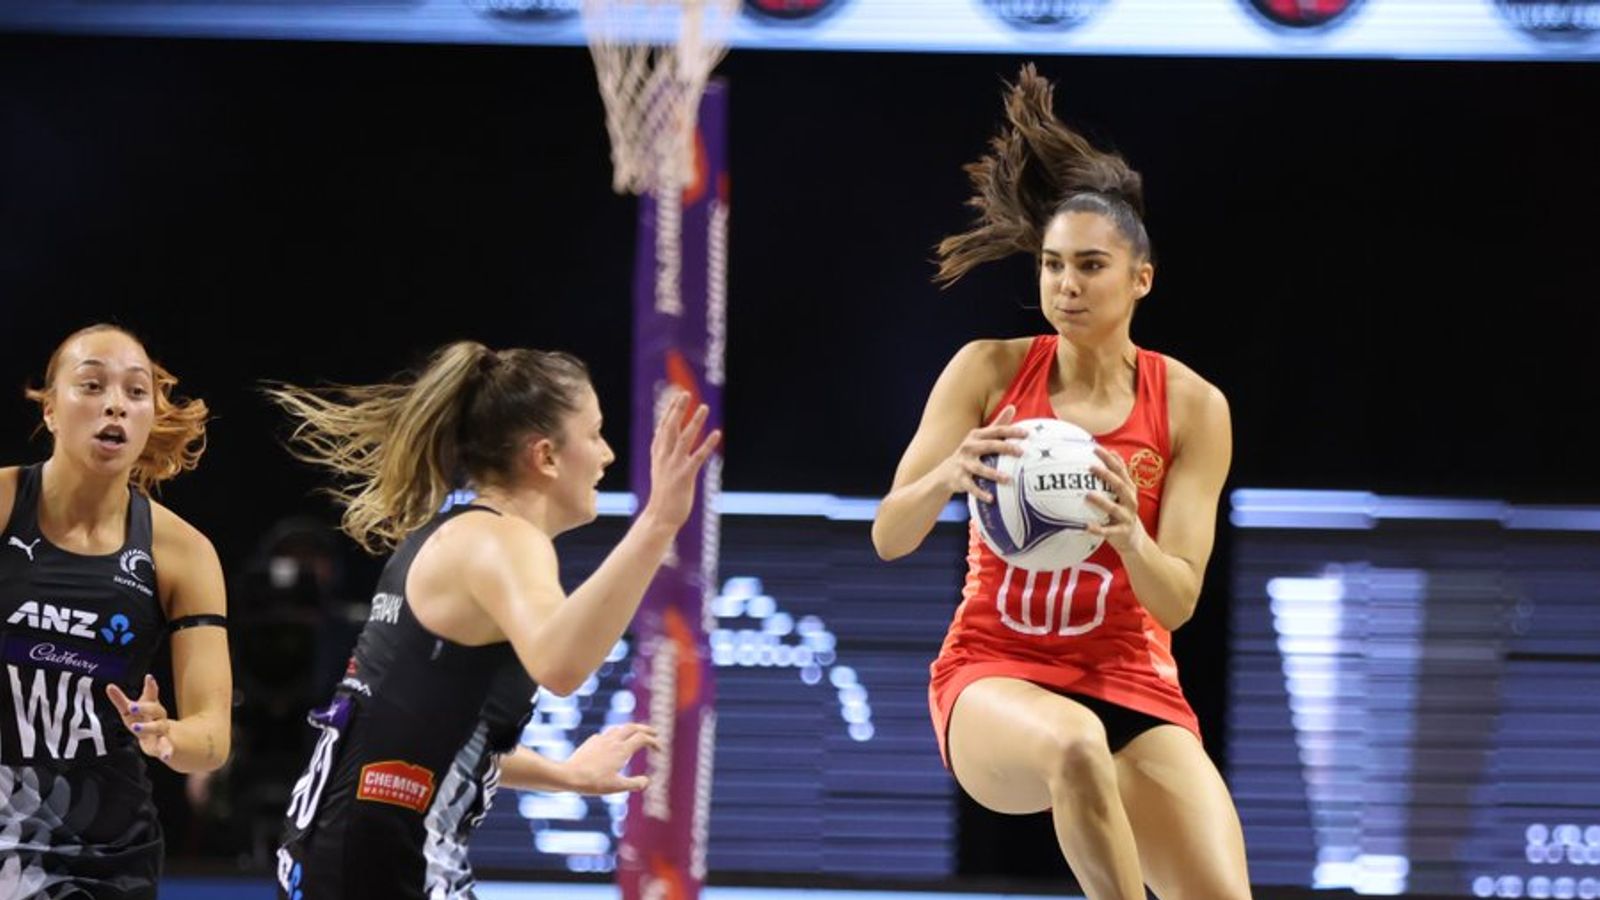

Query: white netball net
583;0;738;195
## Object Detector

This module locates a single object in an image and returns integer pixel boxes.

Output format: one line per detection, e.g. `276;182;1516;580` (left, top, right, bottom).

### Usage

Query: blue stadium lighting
1231;489;1600;532
1264;569;1424;896
517;574;877;872
1235;487;1600;898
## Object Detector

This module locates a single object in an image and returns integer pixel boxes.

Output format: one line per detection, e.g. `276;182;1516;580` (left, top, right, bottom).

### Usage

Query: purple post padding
617;80;728;900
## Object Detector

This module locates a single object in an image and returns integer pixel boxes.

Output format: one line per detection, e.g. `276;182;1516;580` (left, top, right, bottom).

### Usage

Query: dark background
2;34;1597;884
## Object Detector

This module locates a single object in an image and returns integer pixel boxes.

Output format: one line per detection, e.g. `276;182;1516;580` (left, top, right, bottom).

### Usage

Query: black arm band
169;614;228;632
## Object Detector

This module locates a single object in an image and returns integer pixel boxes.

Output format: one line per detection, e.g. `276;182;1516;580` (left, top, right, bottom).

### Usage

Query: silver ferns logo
116;548;155;598
1497;0;1600;42
981;0;1108;31
118;549;153;584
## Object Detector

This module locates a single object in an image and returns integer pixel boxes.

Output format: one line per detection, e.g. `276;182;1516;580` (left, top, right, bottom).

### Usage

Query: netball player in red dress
872;66;1250;900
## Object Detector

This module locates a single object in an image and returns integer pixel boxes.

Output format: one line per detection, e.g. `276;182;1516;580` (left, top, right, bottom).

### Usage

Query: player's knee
1041;719;1115;795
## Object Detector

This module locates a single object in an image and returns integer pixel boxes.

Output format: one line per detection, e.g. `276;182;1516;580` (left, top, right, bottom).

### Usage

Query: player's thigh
1113;725;1251;900
948;677;1114;815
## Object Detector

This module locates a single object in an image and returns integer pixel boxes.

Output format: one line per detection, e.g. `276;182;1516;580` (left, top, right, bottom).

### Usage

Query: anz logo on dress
2;601;128;762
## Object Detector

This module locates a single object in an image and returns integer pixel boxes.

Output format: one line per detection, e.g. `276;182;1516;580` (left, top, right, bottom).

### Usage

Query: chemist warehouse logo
356;760;436;814
1240;0;1364;31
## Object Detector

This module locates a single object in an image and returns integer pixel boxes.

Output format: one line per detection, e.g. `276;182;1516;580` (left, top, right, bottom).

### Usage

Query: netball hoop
582;0;737;195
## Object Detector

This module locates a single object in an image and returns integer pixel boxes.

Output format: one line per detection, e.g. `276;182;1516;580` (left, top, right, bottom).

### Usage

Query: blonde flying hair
266;341;590;553
25;323;208;494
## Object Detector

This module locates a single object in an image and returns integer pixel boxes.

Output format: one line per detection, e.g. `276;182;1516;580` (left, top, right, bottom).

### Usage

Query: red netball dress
928;335;1200;766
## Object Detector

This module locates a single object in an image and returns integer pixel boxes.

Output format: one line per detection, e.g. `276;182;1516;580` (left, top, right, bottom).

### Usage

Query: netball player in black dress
270;341;716;899
0;324;232;898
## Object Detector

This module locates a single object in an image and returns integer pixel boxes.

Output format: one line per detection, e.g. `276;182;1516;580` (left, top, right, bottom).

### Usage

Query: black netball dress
0;463;168;899
277;503;538;900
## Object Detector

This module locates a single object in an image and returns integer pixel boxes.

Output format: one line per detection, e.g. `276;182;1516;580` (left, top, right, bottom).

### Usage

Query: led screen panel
3;1;1598;61
1228;491;1600;898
